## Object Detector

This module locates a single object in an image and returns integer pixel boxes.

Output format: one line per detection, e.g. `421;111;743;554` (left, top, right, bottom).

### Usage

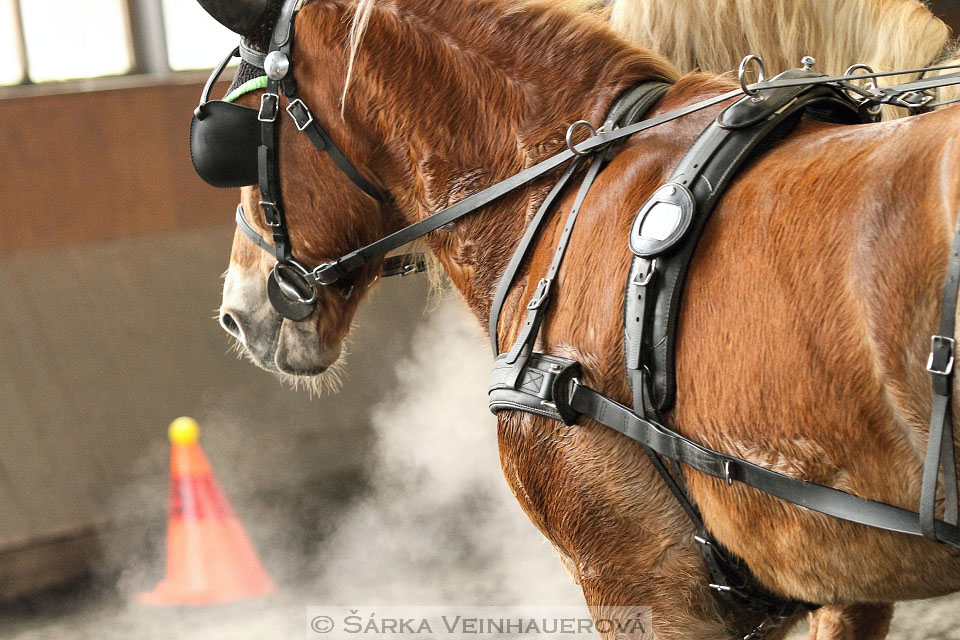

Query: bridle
192;1;960;635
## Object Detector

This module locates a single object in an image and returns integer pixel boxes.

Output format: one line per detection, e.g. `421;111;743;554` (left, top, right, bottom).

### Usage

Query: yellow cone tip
168;417;199;445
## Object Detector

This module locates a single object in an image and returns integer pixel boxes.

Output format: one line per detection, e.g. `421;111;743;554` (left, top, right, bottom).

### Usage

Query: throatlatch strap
921;206;960;540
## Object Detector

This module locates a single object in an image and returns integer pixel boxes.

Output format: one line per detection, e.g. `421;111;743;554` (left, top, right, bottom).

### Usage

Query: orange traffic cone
139;417;274;605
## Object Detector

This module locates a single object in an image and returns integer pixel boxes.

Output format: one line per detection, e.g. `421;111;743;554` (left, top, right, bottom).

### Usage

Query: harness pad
626;70;868;415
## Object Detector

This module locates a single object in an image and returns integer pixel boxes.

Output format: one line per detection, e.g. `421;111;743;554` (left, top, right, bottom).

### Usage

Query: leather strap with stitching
568;381;960;547
921;207;960;540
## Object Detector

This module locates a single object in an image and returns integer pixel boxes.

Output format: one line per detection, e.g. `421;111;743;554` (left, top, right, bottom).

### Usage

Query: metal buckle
899;90;935;109
286;98;314;131
258;93;279;122
527;278;552;310
259;200;282;227
400;262;419;276
927;335;955;376
632;258;658;287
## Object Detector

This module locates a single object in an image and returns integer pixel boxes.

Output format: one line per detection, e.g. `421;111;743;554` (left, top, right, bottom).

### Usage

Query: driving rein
190;0;960;634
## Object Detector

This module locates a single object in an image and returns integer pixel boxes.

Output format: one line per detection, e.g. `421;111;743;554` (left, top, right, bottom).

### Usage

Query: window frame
0;0;233;97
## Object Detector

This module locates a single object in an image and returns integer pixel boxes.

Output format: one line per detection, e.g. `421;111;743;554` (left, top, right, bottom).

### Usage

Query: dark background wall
930;0;960;33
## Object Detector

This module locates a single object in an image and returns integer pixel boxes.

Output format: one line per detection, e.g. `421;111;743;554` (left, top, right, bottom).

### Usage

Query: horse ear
196;0;272;36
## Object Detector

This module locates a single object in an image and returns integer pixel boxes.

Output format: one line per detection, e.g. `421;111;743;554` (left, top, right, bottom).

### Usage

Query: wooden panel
0;80;238;255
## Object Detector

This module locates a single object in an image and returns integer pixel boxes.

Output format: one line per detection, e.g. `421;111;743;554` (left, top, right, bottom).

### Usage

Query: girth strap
921;209;960;540
567;381;960;547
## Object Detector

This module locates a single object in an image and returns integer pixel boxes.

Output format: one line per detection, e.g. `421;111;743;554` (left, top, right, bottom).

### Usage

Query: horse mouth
220;308;340;379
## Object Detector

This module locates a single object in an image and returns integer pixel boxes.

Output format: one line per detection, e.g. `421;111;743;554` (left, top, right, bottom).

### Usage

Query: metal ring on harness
566;120;598;157
843;64;883;116
738;55;767;102
272;261;319;305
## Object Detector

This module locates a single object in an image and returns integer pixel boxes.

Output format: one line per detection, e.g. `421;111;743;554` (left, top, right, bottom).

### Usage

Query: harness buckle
632;258;658;287
258;93;279;122
286;99;315;131
898;90;935;109
259;200;282;227
927;335;955;376
527;278;552;310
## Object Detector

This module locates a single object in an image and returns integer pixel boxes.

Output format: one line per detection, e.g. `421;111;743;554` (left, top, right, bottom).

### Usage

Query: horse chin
236;322;346;393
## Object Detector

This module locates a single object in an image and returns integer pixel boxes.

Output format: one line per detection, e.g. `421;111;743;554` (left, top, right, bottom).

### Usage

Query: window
19;0;133;82
0;0;237;87
161;0;237;71
0;0;25;85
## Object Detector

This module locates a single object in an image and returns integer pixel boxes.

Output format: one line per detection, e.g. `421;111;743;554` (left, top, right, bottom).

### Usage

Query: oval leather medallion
629;183;695;257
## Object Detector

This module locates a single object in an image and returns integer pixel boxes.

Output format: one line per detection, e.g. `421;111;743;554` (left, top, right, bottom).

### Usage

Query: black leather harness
487;72;960;636
189;2;960;635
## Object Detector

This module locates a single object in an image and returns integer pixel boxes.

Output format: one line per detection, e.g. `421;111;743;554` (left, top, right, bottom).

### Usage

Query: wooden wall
0;78;237;255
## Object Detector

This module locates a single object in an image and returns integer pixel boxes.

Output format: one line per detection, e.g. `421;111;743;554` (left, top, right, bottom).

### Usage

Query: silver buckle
259;200;282;227
258;93;279;122
927;335;955;376
899;90;935;109
527;278;551;310
286;98;314;131
632;258;658;287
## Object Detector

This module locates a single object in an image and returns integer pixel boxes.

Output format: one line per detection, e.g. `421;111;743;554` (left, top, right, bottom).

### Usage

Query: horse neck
310;0;677;322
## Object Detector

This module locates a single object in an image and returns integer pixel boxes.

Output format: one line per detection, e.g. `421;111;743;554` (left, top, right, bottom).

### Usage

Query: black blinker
190;101;262;188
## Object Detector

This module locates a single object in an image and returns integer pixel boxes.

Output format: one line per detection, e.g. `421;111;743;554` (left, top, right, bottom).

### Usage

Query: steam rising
312;299;582;605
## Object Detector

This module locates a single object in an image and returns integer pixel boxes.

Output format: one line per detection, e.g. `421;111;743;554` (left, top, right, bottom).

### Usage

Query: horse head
196;0;673;383
198;0;400;379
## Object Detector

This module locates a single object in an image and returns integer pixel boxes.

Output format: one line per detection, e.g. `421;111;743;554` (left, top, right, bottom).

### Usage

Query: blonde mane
611;0;960;118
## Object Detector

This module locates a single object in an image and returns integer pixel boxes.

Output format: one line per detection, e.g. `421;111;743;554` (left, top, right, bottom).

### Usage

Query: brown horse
209;0;960;637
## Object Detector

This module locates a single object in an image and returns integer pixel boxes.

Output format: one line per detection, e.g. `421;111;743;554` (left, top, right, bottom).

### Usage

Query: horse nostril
219;310;245;343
